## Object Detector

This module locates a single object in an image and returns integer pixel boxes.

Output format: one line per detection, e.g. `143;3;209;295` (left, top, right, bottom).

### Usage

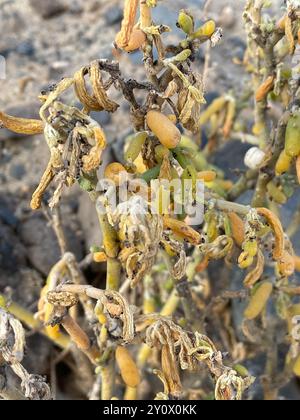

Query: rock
0;196;18;227
19;214;84;276
69;0;84;15
29;0;67;19
15;40;35;57
48;60;70;78
0;197;27;293
78;192;102;251
9;164;26;180
104;5;123;25
226;36;247;61
90;110;111;127
205;91;220;106
219;6;236;29
212;140;251;180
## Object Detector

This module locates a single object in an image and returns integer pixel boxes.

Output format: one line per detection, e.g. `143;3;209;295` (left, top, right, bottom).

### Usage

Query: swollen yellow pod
275;149;292;175
178;10;194;35
244;282;273;320
285;113;300;157
124;28;146;52
190;20;216;40
115;346;141;388
197;171;217;182
93;251;107;263
293;354;300;377
104;163;127;185
179;135;199;152
125;132;147;162
267;181;287;205
243;240;258;258
277;250;295;277
227;212;245;247
238;252;254;269
146;110;181;149
199;97;227;126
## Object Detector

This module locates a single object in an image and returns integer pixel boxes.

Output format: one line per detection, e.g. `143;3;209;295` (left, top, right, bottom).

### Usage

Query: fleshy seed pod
238;252;254;269
177;10;194;35
285;112;300;158
244;282;273;320
190;20;216;40
228;212;245;247
146;110;181;149
293;355;300;377
267;181;287;205
104;162;127;185
125;132;148;162
197;170;217;182
255;76;275;102
115;346;141;388
275;149;292;175
124;28;146;52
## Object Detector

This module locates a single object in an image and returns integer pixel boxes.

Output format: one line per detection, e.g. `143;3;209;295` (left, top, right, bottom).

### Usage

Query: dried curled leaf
161;234;187;280
89;61;119;112
0;111;44;135
163;216;202;245
256;208;285;260
144;318;253;400
82;126;107;173
56;285;136;343
255;76;275;102
244;249;265;288
39;77;74;122
30;162;55;210
285;16;295;55
101;289;136;343
33;99;107;209
115;0;139;49
228;212;245;247
215;370;253;401
278;250;296;277
161;344;182;398
0;308;51;400
74;67;102;111
202;235;234;260
244;282;273;320
177;72;204;133
103;194;163;288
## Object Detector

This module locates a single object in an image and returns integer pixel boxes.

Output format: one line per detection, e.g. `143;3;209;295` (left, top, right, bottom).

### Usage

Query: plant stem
61;314;100;364
100;358;115;400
